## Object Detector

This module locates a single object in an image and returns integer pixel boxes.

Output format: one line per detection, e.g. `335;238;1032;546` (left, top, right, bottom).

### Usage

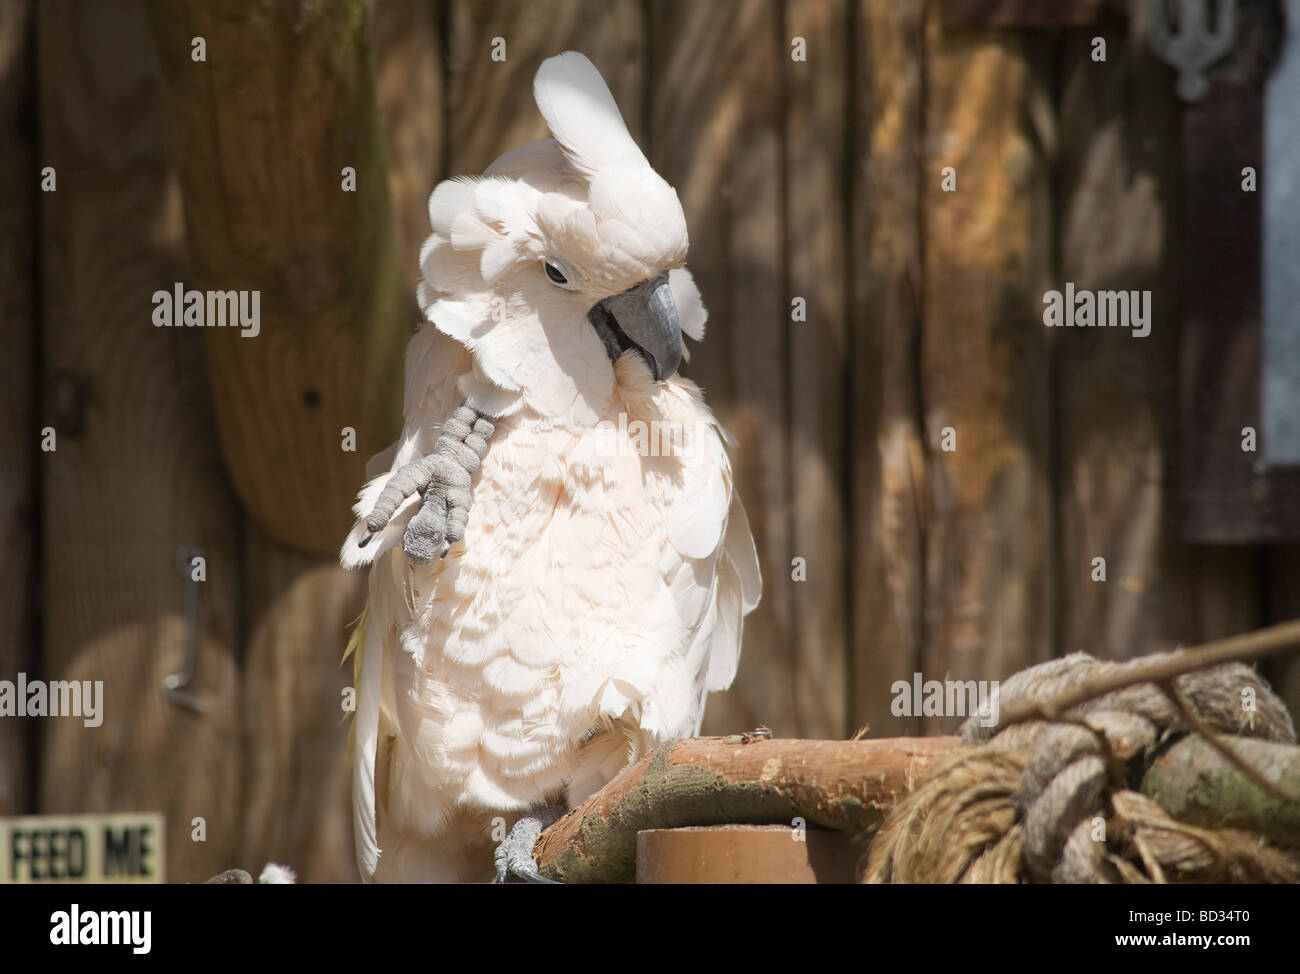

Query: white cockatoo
340;51;760;883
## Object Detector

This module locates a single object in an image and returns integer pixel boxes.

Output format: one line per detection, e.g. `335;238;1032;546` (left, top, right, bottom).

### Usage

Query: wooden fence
0;0;1296;881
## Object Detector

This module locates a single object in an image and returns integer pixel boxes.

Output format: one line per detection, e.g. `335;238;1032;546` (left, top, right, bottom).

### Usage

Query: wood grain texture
786;0;849;739
636;825;858;883
1266;546;1300;738
651;0;798;736
941;0;1103;28
446;0;643;174
231;1;441;883
0;0;36;816
372;0;443;283
237;523;363;883
918;0;1055;730
37;0;242;881
1056;4;1263;664
1179;0;1300;542
11;4;1290;884
149;0;408;556
850;0;927;737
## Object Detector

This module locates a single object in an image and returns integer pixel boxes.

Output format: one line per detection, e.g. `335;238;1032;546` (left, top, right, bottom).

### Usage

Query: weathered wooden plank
226;0;447;886
37;0;242;881
149;0;409;557
372;0;444;282
1179;0;1300;541
786;0;849;738
850;0;927;738
1261;0;1300;466
446;0;643;173
918;1;1054;730
942;0;1103;28
0;0;36;817
651;1;797;736
1265;546;1300;735
237;524;363;882
232;0;443;883
1055;4;1262;661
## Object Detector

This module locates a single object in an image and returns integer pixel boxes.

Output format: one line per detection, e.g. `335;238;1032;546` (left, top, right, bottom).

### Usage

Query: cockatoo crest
416;52;704;426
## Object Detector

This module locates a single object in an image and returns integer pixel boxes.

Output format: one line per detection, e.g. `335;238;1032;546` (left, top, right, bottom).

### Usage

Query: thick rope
863;652;1300;884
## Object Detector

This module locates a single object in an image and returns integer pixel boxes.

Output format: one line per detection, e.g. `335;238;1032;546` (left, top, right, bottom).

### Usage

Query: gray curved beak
598;273;682;381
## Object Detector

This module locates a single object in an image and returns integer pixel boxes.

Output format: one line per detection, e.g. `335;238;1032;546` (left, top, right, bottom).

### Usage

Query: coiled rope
863;652;1300;883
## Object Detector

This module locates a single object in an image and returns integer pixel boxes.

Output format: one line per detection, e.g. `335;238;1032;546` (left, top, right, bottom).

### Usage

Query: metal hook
1148;0;1237;101
164;545;207;712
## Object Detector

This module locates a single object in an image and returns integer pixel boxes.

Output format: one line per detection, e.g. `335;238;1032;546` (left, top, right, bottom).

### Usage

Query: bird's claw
362;404;495;564
494;807;563;884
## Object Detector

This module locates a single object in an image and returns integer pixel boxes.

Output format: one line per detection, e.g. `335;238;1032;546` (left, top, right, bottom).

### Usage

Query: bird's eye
543;259;575;288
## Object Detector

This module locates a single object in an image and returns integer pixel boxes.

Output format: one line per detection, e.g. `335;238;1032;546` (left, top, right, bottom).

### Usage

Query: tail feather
349;597;383;880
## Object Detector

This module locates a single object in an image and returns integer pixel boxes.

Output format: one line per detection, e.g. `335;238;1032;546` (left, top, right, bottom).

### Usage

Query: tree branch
534;735;960;883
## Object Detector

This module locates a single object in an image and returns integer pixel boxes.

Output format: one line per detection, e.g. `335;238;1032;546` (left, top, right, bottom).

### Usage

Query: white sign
0;813;164;883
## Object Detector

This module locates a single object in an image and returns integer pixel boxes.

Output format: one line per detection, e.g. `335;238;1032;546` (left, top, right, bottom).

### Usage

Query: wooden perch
148;0;407;555
533;735;961;883
1142;734;1300;847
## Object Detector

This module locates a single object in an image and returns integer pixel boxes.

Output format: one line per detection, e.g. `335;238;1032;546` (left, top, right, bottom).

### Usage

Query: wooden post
787;0;850;740
148;0;408;556
1179;0;1300;541
918;0;1055;726
372;0;444;284
1056;1;1263;659
236;524;361;882
650;0;800;736
850;0;928;737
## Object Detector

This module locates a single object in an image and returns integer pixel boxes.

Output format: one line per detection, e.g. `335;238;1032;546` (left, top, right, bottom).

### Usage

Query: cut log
636;825;859;884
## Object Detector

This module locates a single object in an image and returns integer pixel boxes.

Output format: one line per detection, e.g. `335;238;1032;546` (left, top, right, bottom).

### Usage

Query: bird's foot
494;806;564;884
358;403;495;564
